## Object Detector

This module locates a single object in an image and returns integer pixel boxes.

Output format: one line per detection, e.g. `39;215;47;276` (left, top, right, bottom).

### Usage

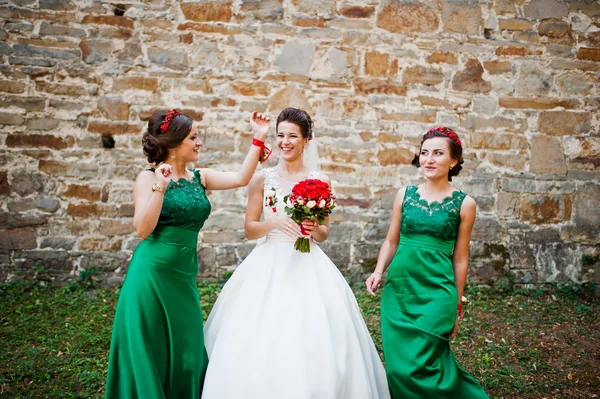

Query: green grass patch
1;281;598;398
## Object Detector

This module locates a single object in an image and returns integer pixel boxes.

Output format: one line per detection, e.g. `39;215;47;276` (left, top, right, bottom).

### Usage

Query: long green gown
105;169;211;399
381;185;488;399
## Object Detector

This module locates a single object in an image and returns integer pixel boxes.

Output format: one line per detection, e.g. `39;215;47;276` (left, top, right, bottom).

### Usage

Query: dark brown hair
412;127;464;181
142;109;193;164
276;108;313;140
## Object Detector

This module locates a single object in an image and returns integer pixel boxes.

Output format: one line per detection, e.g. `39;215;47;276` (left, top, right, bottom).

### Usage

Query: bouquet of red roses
283;179;336;253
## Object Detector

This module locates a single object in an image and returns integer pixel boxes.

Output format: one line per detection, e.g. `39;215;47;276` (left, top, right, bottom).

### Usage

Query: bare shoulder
396;186;408;202
249;169;266;189
461;194;477;217
136;169;156;183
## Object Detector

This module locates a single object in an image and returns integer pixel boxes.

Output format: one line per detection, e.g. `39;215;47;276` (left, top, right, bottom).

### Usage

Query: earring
450;166;453;170
171;153;176;160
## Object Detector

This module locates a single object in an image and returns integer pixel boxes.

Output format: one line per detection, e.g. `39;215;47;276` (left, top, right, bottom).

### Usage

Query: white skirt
202;234;390;399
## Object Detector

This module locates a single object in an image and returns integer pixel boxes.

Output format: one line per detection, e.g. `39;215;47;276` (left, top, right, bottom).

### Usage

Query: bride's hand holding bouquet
284;179;336;253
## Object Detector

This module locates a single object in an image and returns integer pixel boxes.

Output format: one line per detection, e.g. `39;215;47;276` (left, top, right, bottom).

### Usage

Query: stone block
0;96;46;112
353;78;406;96
377;2;439;33
498;18;535;31
181;1;232;22
0;80;27;94
556;72;594;95
268;85;313;114
534;244;580;284
98;96;129;121
88;121;140;135
0;112;25;125
576;47;600;62
340;6;375;18
80;39;113;64
375;147;414;167
538;111;591;135
99;220;134;236
499;97;578;110
0;171;10;196
470;132;527;150
497;192;520;219
292;17;325;28
452;59;491;94
0;229;37;251
148;47;189;70
240;0;283;21
231;82;270;96
40;237;75;250
12;44;80;61
39;0;75;11
64;184;101;201
112;76;158;92
7;198;60;213
402;65;443;86
25;119;61;131
524;0;568;19
39;22;86;37
529;135;567;175
82;15;134;29
495;45;529;56
364;51;389;77
426;52;457;65
274;41;316;76
520;194;572;224
442;2;482;35
573;183;600;235
11;169;45;196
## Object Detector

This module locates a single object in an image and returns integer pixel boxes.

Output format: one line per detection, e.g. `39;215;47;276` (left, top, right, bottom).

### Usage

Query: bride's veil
303;132;321;172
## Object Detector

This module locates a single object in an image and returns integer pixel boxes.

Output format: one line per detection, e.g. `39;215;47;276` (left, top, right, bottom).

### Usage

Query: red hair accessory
160;109;180;133
427;126;462;146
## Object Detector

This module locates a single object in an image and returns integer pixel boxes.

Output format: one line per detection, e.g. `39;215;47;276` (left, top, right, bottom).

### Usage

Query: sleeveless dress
201;168;390;399
105;169;212;399
381;185;488;399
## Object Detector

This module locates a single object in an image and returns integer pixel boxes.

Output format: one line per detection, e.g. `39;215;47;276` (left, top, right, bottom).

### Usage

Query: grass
1;279;598;398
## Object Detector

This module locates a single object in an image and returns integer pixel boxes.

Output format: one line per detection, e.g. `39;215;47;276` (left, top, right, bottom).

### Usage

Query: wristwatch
152;183;166;193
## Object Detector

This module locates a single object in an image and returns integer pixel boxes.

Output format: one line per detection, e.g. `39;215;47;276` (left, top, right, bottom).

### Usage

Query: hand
155;163;173;188
250;111;270;141
272;215;302;239
450;317;459;339
300;219;317;236
365;272;382;296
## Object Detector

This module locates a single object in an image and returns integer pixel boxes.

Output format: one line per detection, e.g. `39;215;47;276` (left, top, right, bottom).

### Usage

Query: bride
202;108;389;399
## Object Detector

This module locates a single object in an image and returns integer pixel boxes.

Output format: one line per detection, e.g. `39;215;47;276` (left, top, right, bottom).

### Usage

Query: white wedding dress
202;168;389;399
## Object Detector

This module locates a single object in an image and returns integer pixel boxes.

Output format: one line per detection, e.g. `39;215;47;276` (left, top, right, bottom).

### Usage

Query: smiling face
276;121;308;162
419;137;458;181
172;125;202;162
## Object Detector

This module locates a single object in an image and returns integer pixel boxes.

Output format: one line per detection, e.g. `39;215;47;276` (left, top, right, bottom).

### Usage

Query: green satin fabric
381;186;488;399
105;169;211;399
105;226;208;399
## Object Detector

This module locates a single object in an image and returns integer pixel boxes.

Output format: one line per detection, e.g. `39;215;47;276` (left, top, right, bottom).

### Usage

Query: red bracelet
252;138;271;164
457;303;464;320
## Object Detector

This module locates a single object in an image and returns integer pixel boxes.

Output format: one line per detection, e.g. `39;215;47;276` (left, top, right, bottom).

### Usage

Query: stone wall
0;0;599;287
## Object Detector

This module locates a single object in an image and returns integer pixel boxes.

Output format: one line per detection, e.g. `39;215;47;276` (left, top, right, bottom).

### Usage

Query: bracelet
373;271;383;276
457;303;464;320
252;138;272;164
152;183;166;193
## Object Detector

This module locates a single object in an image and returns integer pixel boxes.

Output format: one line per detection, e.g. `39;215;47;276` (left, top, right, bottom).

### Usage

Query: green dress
381;185;488;399
105;169;211;399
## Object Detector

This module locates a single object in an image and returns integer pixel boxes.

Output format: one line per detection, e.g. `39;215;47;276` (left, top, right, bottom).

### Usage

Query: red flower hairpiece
427;126;462;146
160;109;180;133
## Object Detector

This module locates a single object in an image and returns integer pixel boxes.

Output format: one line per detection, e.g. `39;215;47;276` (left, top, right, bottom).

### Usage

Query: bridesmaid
365;127;488;398
104;109;271;399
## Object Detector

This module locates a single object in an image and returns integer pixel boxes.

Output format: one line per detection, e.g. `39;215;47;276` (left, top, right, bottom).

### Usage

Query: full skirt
202;237;389;399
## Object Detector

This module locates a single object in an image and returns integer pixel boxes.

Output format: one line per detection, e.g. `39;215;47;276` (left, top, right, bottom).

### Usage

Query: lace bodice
148;168;212;232
400;185;466;242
